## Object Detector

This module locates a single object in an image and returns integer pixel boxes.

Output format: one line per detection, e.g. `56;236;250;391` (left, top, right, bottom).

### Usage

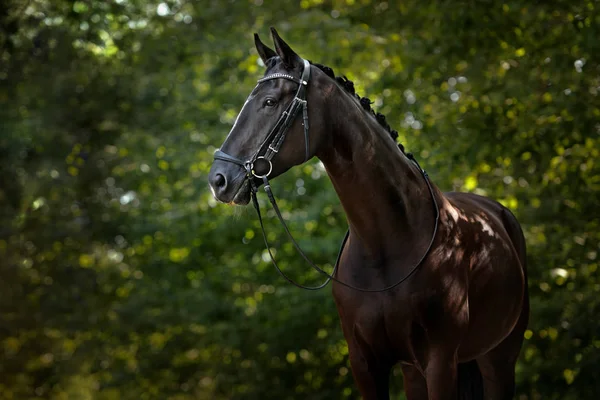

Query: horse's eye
264;98;277;107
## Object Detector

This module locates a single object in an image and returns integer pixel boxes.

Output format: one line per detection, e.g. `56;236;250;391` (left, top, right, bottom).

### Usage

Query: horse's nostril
214;173;226;188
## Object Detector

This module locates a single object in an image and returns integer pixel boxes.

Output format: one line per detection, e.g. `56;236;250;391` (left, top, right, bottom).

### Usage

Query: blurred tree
0;0;598;399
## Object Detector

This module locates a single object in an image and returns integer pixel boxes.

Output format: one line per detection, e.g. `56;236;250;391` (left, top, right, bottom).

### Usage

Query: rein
214;59;440;292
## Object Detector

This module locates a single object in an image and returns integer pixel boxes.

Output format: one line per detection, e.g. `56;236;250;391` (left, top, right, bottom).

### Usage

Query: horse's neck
318;91;435;261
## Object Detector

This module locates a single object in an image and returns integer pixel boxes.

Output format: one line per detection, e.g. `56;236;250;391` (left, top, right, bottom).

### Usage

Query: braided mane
311;62;406;154
264;57;406;153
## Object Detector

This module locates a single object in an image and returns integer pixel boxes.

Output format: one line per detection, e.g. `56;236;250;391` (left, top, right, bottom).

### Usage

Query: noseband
213;59;440;292
214;59;312;180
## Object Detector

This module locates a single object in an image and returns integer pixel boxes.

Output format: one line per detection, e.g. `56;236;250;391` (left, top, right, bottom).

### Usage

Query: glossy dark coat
208;29;529;400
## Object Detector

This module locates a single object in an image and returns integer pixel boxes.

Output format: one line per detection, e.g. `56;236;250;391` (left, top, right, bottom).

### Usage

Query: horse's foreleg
402;364;428;400
424;348;459;400
347;343;391;400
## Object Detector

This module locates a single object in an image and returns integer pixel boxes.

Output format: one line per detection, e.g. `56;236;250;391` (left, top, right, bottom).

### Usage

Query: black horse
208;28;529;400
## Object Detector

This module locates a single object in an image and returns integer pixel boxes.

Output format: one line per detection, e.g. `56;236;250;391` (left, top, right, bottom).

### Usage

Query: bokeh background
1;0;599;399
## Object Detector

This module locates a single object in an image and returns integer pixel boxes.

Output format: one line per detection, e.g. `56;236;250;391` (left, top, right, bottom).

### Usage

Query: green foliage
1;0;598;398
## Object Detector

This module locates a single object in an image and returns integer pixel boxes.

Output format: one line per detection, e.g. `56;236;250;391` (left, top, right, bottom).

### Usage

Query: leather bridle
214;59;312;181
213;59;440;292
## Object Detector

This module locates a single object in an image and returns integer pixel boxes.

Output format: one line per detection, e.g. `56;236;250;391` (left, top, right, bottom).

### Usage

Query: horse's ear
270;27;302;68
254;33;277;65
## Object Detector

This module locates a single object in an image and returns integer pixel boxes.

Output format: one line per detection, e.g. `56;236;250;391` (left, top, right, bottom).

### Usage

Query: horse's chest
333;288;414;360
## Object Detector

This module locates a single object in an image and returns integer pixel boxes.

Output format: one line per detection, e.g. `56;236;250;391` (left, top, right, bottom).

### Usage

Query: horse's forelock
265;57;278;69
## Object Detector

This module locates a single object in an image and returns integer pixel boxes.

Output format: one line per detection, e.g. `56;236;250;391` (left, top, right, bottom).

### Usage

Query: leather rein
214;59;440;292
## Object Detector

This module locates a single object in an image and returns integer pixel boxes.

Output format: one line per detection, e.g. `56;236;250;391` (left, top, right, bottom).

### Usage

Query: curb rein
214;59;440;292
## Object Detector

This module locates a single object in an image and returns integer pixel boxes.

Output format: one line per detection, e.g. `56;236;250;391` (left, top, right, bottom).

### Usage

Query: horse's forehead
266;64;288;74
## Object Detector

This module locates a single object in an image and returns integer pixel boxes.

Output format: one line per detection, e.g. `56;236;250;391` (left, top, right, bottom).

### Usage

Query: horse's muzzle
208;162;251;205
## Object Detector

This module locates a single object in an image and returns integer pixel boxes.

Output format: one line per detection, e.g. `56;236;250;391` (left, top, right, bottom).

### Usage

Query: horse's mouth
230;179;251;205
